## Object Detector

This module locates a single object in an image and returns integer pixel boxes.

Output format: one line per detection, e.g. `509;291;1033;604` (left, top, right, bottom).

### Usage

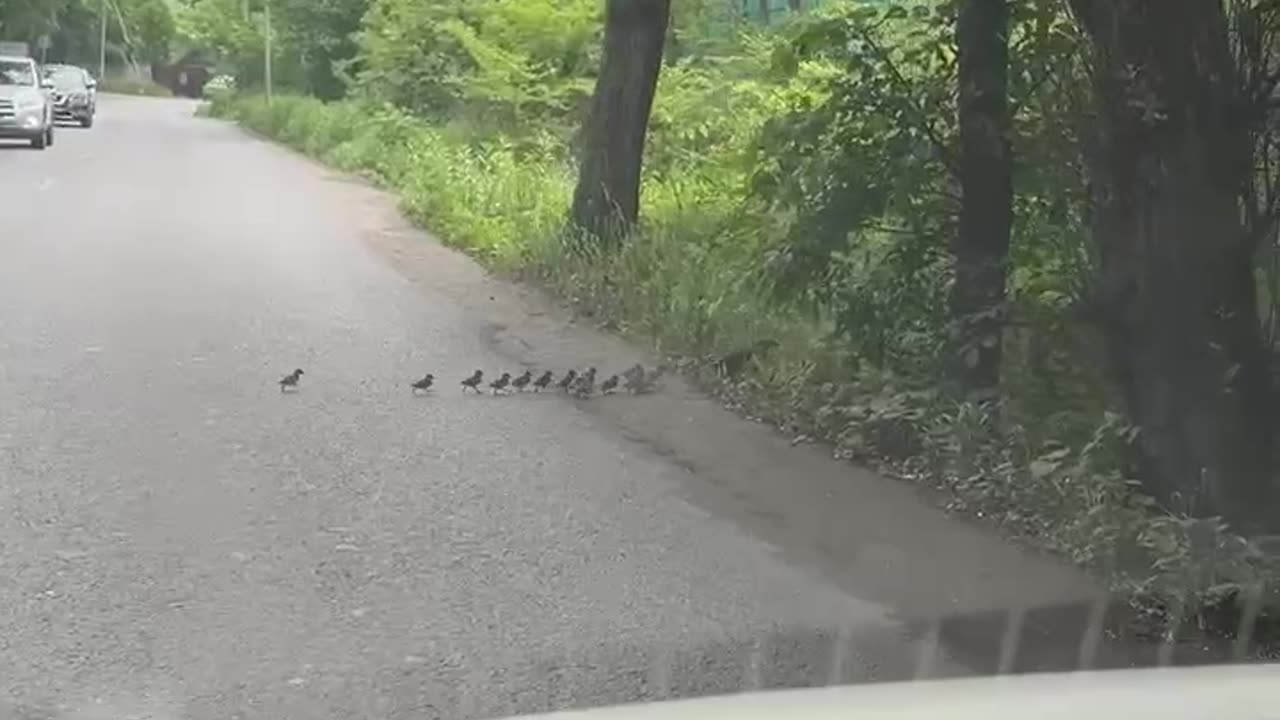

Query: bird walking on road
511;370;533;392
600;374;619;395
629;364;667;395
278;369;304;393
532;370;554;391
489;372;512;395
622;364;646;394
556;369;577;392
461;370;484;393
411;373;435;394
571;367;597;398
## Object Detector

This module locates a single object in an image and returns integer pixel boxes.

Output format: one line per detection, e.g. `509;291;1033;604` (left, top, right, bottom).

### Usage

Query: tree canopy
0;0;178;68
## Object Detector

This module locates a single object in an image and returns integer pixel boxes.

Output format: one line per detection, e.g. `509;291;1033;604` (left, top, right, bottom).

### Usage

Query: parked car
0;55;53;149
42;63;96;128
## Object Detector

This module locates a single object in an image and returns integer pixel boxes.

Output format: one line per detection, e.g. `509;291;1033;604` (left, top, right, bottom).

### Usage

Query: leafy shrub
353;0;600;132
202;74;236;102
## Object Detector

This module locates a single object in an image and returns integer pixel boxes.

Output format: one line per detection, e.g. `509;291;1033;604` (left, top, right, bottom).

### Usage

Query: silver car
0;55;53;149
42;63;97;128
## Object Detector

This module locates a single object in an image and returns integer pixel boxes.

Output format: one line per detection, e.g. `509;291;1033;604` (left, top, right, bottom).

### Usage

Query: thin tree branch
854;23;959;176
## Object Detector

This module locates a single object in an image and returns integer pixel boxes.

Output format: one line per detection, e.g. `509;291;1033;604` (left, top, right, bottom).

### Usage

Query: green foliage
179;0;266;82
353;0;598;129
753;2;960;372
646;44;781;177
278;0;369;98
1;0;177;69
120;0;176;64
178;0;368;97
1;0;80;43
751;0;1090;380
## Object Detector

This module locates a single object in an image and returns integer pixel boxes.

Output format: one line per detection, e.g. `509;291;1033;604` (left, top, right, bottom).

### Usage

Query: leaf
884;5;909;21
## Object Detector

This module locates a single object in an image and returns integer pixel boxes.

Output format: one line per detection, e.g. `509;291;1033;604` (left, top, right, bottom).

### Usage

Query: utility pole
98;0;107;79
263;0;273;106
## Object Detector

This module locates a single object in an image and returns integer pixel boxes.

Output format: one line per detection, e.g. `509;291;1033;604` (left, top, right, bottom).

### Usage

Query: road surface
0;96;1103;719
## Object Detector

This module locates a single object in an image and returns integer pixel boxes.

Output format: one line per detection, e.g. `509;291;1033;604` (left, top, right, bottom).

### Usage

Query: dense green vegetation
61;0;1280;648
0;0;178;69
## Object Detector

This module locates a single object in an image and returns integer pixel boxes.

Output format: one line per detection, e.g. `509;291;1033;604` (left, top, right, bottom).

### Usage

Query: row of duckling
278;365;667;398
454;364;666;398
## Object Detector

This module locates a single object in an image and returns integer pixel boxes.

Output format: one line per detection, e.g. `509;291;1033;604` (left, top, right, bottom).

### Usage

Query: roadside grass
205;92;1280;655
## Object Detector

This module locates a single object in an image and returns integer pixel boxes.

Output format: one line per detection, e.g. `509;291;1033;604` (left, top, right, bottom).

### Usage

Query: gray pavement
0;96;1104;720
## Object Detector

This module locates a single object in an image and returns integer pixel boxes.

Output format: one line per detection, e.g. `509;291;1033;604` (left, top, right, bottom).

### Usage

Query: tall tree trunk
569;0;672;241
948;0;1012;398
758;0;771;25
1070;0;1275;531
787;0;802;12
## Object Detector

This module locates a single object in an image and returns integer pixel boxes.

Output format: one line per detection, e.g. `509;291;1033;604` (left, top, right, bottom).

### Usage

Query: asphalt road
0;96;1131;717
0;96;1108;719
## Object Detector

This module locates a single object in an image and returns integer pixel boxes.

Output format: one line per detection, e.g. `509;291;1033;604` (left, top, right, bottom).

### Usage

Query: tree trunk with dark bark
1070;0;1275;531
569;0;672;242
948;0;1013;398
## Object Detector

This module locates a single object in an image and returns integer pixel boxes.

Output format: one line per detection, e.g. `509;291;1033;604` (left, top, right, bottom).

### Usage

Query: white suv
0;55;53;149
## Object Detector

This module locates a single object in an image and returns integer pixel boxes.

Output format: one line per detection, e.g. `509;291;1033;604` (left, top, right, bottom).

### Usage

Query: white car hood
502;664;1278;720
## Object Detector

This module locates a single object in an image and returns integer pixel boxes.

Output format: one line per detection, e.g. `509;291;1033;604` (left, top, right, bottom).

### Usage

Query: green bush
202;74;235;100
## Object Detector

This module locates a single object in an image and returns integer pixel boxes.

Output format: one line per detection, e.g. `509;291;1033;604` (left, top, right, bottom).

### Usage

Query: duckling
600;374;620;395
278;368;304;393
532;370;555;391
571;367;597;398
511;370;533;392
411;373;435;394
461;369;484;393
489;372;512;395
556;369;578;392
622;364;646;393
